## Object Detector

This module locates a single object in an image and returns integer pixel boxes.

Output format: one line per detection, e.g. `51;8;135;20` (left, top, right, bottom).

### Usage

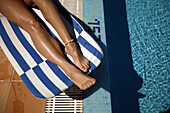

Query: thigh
0;0;39;32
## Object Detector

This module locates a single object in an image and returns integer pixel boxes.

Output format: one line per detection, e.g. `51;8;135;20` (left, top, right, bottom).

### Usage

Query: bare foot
67;66;96;90
65;41;90;72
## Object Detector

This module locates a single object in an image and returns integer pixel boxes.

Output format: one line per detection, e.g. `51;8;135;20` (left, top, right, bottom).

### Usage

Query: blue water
104;0;169;113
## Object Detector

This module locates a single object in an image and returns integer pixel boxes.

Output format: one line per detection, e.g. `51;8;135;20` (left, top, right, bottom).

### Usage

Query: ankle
65;41;77;53
66;66;79;77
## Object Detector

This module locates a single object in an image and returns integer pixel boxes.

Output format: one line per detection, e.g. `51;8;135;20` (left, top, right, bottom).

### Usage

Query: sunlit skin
0;0;96;90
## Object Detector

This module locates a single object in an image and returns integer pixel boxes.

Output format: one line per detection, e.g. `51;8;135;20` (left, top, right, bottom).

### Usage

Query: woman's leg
0;0;95;90
32;0;90;72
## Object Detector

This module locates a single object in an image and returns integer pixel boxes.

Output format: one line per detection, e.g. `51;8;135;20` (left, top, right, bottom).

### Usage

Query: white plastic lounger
0;8;103;99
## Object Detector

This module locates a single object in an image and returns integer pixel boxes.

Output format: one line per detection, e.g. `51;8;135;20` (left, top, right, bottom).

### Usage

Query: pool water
125;0;170;112
104;0;169;113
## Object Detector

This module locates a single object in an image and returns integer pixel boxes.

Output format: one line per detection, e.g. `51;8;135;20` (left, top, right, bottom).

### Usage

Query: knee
23;0;35;7
25;17;42;32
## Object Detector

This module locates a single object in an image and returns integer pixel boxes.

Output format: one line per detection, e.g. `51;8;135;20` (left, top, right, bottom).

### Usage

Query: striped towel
0;9;103;99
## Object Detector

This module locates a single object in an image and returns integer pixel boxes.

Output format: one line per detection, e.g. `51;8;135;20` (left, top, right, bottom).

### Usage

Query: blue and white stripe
33;9;103;71
0;9;103;99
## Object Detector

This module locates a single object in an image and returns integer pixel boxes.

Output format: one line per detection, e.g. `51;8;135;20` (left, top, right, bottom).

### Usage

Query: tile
0;82;10;113
4;82;46;113
59;0;83;20
12;70;21;81
83;0;112;112
0;49;13;81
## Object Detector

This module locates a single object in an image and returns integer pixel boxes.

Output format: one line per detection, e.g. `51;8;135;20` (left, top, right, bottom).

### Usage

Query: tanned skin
0;0;96;90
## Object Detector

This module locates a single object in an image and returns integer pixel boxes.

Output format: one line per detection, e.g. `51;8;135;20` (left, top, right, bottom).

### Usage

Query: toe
88;81;93;86
84;59;89;66
91;79;96;85
79;85;85;90
75;63;87;72
79;64;88;72
81;84;87;90
84;61;90;68
86;82;91;88
82;67;87;72
82;64;88;70
83;60;89;68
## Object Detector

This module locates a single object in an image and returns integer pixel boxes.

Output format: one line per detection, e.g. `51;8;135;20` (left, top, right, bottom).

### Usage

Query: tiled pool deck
83;0;112;113
0;48;46;113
